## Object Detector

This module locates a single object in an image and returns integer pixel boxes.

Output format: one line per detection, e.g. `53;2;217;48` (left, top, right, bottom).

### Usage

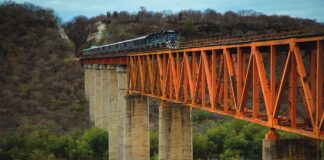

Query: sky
9;0;324;23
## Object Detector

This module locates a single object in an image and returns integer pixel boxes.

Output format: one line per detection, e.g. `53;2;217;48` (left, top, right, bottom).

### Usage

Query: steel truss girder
127;36;324;140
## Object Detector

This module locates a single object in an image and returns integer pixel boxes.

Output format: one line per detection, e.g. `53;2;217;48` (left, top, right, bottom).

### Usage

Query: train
83;30;178;56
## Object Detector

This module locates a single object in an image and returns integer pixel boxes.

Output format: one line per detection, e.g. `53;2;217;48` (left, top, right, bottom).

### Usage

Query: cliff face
0;2;89;135
59;26;69;40
87;21;107;43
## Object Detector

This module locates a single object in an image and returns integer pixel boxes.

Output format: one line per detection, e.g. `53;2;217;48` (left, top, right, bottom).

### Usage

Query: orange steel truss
127;36;324;140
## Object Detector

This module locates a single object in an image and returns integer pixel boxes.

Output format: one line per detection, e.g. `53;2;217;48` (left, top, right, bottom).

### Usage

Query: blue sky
9;0;324;22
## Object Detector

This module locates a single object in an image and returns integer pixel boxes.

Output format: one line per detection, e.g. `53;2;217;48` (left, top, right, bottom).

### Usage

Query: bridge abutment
159;101;192;160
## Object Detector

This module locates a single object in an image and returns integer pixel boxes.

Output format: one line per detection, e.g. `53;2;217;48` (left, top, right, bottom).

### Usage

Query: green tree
150;130;158;158
220;149;240;160
206;124;228;154
68;140;93;160
193;134;209;159
48;135;73;158
81;128;108;158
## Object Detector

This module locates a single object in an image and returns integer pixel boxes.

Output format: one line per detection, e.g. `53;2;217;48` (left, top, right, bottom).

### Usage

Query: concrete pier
85;64;196;160
159;102;192;160
262;138;322;160
89;64;97;125
95;65;102;128
124;95;150;160
101;65;110;131
107;65;122;160
117;66;127;160
84;64;90;101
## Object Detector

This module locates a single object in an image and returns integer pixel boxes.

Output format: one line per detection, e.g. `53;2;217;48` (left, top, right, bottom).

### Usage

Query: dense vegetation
0;1;320;159
0;1;89;135
191;114;299;160
0;128;108;160
0;118;299;160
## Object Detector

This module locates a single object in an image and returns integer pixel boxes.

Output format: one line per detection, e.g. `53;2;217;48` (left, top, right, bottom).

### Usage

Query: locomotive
83;30;178;56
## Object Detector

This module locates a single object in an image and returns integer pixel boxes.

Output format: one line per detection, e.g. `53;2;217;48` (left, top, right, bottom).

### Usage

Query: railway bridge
81;29;324;160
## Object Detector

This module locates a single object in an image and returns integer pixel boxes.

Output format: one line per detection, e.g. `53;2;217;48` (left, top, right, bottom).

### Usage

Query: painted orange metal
265;128;280;140
127;36;324;140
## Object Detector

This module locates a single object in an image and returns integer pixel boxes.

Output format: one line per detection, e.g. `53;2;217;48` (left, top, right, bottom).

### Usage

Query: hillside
0;2;89;135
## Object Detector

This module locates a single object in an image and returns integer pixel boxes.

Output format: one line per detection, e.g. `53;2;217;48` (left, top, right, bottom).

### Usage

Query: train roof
83;35;148;52
102;35;148;47
83;30;177;52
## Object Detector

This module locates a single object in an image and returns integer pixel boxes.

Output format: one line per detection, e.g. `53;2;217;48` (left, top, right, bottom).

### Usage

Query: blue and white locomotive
83;30;178;56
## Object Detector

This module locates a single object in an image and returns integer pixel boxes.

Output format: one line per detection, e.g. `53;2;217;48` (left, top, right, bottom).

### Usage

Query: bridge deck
127;35;324;140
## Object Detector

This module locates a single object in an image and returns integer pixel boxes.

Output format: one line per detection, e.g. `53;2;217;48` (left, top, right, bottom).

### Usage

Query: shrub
81;128;108;158
150;130;158;158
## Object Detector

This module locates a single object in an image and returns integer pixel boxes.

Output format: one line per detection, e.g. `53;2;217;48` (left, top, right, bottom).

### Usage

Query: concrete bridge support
85;64;151;160
124;95;150;160
88;64;97;125
84;64;92;124
117;66;127;160
159;102;192;160
107;65;124;160
262;130;323;160
84;64;90;101
94;65;103;128
101;65;110;131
